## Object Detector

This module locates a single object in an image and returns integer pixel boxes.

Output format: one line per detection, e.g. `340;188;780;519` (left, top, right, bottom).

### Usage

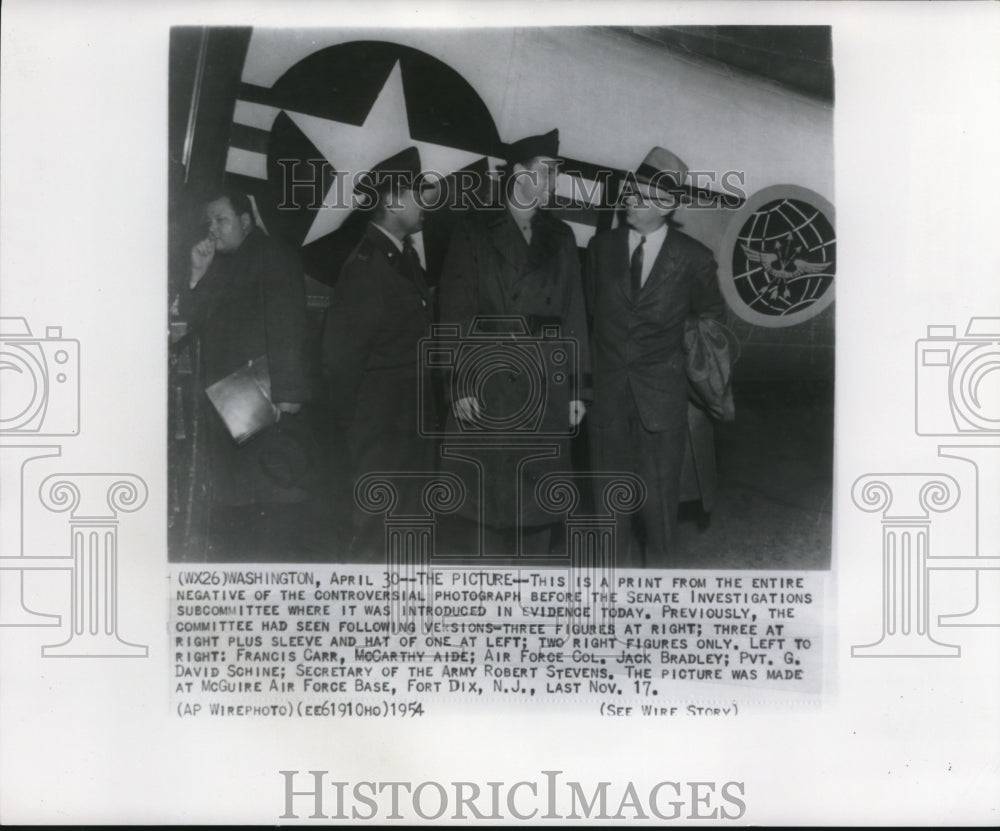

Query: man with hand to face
177;189;315;557
587;147;727;567
322;146;436;560
188;193;309;420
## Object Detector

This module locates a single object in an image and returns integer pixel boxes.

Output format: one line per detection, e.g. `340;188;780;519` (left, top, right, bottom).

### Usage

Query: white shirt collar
629;222;668;245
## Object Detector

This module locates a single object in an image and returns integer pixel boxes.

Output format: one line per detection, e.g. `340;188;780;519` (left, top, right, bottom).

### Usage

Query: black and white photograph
167;25;835;571
1;1;998;825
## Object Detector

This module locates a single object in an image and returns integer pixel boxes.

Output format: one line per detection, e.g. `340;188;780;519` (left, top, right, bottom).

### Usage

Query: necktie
402;235;431;307
402;234;424;280
630;235;646;297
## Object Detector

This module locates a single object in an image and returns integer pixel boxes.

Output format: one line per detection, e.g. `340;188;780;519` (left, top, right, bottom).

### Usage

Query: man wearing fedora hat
436;129;590;556
587;147;727;567
322;146;437;560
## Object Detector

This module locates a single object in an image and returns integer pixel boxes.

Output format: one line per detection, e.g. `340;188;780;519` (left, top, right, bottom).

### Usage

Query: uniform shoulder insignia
350;236;376;263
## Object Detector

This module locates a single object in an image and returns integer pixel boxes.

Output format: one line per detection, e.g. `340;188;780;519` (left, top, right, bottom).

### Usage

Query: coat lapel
481;211;527;312
486;211;528;272
636;227;681;302
367;224;431;303
604;227;633;306
367;224;404;275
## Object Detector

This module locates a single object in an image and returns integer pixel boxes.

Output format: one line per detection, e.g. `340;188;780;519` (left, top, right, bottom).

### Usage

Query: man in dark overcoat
437;129;590;556
179;189;316;556
587;147;727;567
322;147;435;560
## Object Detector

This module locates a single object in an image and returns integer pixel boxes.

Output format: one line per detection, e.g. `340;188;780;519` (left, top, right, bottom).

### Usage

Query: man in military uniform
322;147;435;560
437;129;591;557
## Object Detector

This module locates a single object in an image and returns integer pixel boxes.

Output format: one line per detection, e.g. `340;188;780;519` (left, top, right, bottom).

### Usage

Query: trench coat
437;208;591;530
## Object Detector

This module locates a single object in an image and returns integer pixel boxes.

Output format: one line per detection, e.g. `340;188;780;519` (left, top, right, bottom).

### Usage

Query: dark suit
437;208;591;547
322;224;434;558
587;224;725;566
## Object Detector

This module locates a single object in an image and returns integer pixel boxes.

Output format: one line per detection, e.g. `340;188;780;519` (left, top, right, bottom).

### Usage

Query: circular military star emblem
224;40;502;282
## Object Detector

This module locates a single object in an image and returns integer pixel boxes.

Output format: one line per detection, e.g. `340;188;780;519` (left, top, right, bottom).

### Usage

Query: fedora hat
634;146;696;199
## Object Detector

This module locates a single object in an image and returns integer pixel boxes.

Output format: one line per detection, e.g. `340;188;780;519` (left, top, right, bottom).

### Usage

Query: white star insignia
283;61;495;246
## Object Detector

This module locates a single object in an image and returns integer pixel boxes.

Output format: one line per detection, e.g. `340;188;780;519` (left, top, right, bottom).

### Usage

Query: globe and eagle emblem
721;188;837;327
